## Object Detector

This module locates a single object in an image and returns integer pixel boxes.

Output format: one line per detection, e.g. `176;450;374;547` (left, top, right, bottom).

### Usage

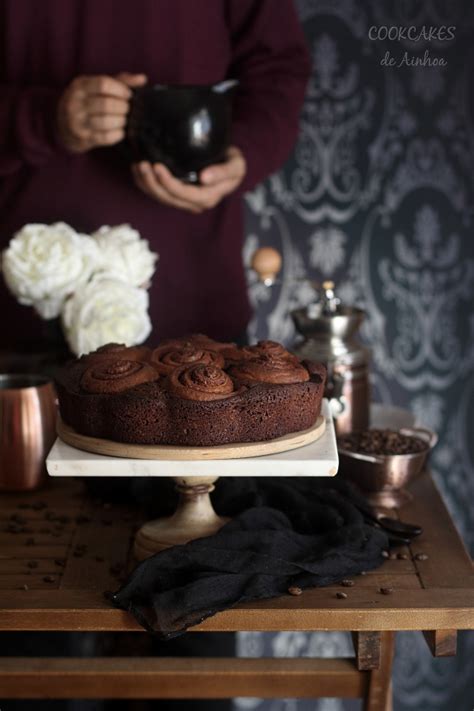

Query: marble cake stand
47;400;338;559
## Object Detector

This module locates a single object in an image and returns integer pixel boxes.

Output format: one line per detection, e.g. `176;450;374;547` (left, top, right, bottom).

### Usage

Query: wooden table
0;470;473;710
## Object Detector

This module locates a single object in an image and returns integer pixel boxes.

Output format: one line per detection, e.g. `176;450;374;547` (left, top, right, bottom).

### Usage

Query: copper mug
0;374;57;491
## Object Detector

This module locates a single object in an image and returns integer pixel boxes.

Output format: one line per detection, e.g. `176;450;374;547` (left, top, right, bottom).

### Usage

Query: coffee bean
288;586;303;596
27;561;38;569
379;587;394;595
54;559;66;567
338;429;426;456
20;584;29;591
382;550;390;559
397;553;408;560
415;553;429;561
25;537;35;546
76;515;91;525
95;556;105;563
341;579;355;587
32;501;47;511
336;592;347;599
109;563;123;577
6;524;22;534
43;576;55;583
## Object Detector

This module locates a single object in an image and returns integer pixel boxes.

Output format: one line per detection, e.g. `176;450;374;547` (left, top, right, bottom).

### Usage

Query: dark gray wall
236;1;474;710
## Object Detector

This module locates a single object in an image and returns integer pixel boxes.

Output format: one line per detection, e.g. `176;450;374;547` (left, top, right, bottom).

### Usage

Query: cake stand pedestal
134;475;229;559
47;400;338;560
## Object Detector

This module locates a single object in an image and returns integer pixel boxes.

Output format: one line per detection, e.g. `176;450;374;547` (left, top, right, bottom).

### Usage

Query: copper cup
0;374;57;491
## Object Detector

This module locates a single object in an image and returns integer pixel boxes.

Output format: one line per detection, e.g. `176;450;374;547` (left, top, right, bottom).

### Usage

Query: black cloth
109;478;388;637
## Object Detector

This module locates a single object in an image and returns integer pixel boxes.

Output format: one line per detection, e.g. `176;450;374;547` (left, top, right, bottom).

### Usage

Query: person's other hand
57;72;146;153
132;146;247;214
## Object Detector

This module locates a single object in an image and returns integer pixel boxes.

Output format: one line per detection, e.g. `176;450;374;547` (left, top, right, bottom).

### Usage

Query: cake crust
56;337;326;447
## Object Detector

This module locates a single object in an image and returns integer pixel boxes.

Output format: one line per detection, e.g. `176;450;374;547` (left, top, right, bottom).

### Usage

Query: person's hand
131;146;247;214
57;72;147;153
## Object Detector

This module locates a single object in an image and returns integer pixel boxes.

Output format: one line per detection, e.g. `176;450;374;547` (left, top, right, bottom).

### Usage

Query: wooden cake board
56;415;325;461
54;413;329;560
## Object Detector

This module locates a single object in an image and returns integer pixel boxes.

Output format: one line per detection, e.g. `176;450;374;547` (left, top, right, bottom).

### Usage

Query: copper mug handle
0;374;57;491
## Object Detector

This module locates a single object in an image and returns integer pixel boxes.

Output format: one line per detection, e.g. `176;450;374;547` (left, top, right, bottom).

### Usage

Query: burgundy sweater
0;0;310;348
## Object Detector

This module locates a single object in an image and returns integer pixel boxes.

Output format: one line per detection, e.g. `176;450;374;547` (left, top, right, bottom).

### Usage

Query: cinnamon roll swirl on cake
56;335;326;446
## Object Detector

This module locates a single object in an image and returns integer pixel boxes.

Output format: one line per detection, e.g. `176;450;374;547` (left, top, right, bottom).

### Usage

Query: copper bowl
338;427;438;508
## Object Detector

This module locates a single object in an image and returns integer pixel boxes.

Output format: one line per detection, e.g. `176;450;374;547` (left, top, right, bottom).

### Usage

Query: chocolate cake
55;335;326;447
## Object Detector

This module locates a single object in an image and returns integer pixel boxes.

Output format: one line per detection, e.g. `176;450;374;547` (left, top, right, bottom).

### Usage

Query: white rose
92;224;158;287
62;276;152;356
1;222;99;319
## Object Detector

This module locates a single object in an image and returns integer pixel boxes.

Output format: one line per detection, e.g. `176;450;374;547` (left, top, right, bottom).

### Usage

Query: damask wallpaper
236;1;474;710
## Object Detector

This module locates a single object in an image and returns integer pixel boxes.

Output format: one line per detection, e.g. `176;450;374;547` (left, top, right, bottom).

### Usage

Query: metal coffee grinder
251;248;370;435
291;281;370;435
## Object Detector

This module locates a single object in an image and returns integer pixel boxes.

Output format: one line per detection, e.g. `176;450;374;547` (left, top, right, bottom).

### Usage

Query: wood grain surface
0;657;367;699
0;471;473;635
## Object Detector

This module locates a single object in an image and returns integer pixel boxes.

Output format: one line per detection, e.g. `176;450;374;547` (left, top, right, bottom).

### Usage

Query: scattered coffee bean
76;515;91;525
27;561;38;569
25;537;35;546
11;514;27;524
32;501;47;511
54;559;66;567
20;584;29;591
379;587;394;595
73;551;83;558
397;553;408;560
95;555;105;563
382;550;390;559
43;576;55;583
58;516;70;524
288;586;303;596
389;553;398;560
45;512;57;521
336;592;347;599
341;579;355;587
415;553;429;561
109;563;123;577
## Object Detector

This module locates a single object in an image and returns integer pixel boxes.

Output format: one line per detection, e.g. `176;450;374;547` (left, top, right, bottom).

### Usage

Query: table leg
363;631;395;711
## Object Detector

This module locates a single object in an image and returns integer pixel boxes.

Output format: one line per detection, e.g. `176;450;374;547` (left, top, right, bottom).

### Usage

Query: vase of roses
1;222;158;374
